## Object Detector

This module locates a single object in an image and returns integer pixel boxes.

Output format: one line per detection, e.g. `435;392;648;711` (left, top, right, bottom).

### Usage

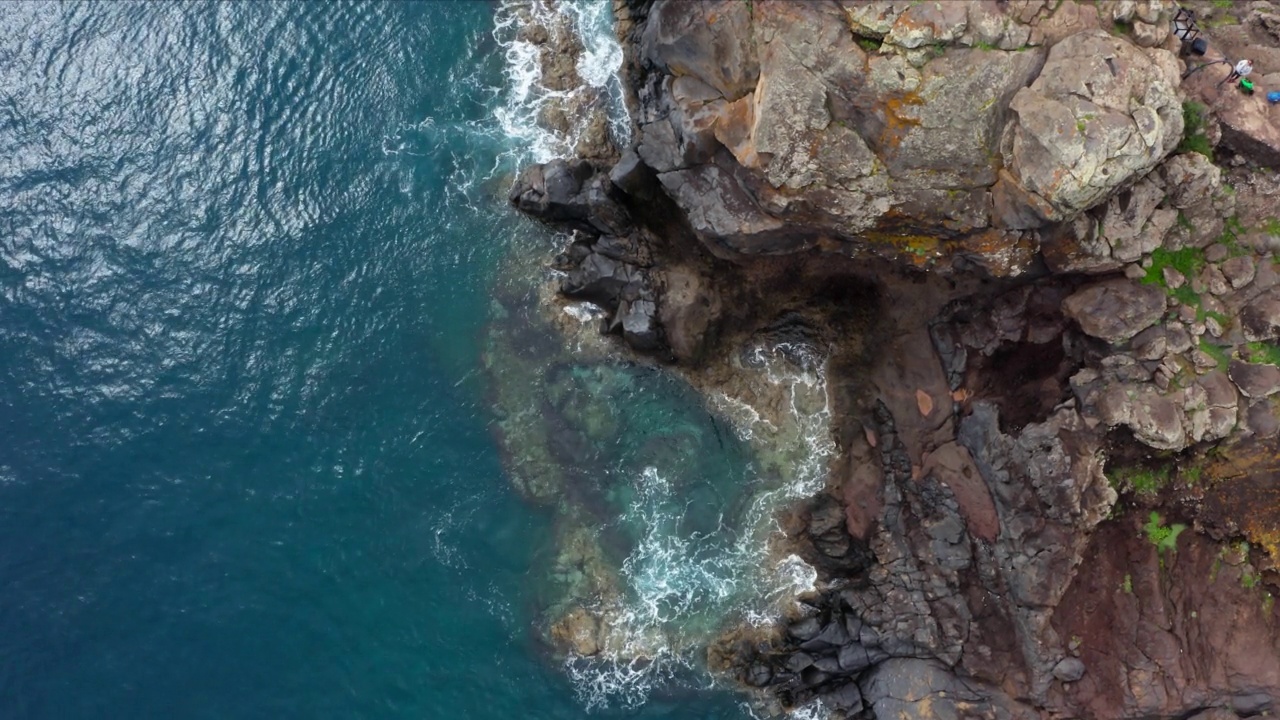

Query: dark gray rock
1187;709;1243;720
929;322;968;391
1131;325;1171;361
799;666;830;687
959;403;1115;688
616;298;660;351
509;160;633;239
785;652;815;673
1052;657;1086;682
1062;278;1167;343
858;624;881;648
821;681;864;713
544;159;590;203
788;617;822;642
1222;256;1257;290
799;619;849;652
1231;692;1273;715
1093;380;1187;451
812;655;842;674
1229;360;1280;399
562;252;642;307
1247;402;1280;438
510;159;589;220
745;663;772;687
592;235;647;266
1241;290;1280;342
581;174;631;235
838;643;887;674
843;613;864;641
859;658;960;720
608;149;653;198
656;162;787;248
640;0;758;100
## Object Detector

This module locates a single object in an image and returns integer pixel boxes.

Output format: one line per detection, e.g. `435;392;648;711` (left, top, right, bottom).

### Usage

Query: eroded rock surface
506;0;1280;717
995;29;1183;228
1063;278;1167;343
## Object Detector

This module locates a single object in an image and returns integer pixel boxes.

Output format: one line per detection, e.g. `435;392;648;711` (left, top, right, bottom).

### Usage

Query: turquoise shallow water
0;2;753;718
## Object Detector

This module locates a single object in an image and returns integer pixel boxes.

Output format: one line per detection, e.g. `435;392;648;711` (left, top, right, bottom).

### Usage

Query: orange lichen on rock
959;228;1013;255
1201;442;1280;568
878;91;924;151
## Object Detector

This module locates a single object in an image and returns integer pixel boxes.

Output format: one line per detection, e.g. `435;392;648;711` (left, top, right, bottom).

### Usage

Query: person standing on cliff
1227;58;1254;84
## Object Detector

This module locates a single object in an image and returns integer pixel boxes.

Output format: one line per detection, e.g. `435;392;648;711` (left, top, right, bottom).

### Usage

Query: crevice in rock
506;1;1280;717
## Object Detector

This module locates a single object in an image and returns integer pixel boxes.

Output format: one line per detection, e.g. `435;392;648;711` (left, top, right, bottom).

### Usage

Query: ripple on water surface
0;2;755;719
0;2;772;718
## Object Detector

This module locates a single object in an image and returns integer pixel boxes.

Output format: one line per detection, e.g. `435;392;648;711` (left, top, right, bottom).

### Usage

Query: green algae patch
1108;464;1171;495
860;230;942;266
1142;247;1206;287
1199;340;1232;369
1178;101;1213;158
1141;246;1207;315
1246;342;1280;367
1144;511;1186;554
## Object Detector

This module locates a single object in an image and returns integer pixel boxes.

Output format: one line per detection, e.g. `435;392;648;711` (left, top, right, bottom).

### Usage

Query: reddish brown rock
1051;521;1280;718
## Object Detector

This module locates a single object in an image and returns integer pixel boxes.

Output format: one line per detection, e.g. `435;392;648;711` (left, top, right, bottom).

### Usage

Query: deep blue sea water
0;2;754;718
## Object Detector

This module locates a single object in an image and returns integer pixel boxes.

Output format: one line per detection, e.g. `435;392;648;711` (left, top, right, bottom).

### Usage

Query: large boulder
1241;289;1280;342
640;0;758;100
1042;176;1176;272
860;659;962;720
1062;278;1167;343
994;29;1183;228
1095;382;1187;450
509;160;631;235
635;0;1048;255
1230;360;1280;399
860;658;1037;719
1160;152;1223;210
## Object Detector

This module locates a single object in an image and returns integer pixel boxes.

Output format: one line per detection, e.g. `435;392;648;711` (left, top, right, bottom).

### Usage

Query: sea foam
492;0;628;165
492;2;835;714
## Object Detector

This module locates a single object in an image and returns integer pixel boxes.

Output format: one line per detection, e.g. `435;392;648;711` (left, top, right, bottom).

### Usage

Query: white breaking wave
565;647;687;712
489;1;837;713
565;343;838;711
718;341;835;611
789;700;834;720
558;0;631;147
492;0;629;165
621;467;739;625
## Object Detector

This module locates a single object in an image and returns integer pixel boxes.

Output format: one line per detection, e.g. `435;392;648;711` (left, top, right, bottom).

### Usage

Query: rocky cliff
509;1;1280;718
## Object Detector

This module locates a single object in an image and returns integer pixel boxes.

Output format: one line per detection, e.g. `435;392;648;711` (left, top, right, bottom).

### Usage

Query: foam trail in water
621;468;738;624
563;465;730;710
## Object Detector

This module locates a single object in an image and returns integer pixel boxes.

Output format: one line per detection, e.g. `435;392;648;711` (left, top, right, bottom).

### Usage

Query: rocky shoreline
507;1;1280;718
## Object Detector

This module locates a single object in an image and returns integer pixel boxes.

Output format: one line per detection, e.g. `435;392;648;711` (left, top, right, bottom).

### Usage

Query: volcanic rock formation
509;1;1280;718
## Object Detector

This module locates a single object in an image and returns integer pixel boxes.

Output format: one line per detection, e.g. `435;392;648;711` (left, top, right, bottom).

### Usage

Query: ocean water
0;2;836;718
